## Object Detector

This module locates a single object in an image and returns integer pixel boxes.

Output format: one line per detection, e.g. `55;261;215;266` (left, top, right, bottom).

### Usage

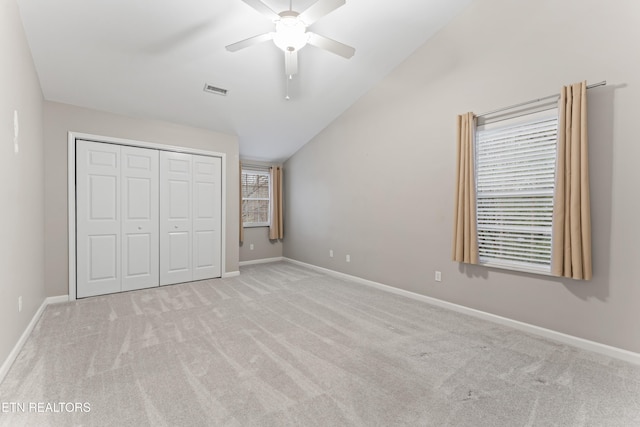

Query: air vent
203;83;228;96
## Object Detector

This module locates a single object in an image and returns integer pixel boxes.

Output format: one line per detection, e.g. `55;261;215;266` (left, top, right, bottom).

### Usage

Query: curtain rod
478;81;606;117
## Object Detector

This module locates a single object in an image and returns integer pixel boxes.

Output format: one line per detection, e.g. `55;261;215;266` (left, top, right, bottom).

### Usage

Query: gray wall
0;0;46;367
284;0;640;353
44;101;240;298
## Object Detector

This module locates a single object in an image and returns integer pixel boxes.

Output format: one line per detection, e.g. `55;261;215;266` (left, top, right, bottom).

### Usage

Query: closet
75;140;222;298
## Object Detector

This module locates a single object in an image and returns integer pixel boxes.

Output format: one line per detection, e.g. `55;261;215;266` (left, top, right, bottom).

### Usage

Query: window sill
479;259;553;277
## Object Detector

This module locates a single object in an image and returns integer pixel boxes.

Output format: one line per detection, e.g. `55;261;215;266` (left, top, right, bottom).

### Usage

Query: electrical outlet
435;271;442;282
18;296;22;312
346;254;351;263
329;249;333;258
249;243;254;250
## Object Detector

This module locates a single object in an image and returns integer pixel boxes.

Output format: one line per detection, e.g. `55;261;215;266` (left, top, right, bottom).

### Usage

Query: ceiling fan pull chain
285;75;290;100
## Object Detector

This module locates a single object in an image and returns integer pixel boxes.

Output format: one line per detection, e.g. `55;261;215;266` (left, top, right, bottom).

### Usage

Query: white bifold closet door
160;152;222;286
76;140;159;298
77;140;221;298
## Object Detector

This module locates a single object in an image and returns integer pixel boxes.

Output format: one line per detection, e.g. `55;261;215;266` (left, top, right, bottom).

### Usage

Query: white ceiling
17;0;471;162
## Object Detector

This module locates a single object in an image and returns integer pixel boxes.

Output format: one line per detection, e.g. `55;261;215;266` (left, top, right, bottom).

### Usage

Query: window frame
474;108;559;276
241;168;271;228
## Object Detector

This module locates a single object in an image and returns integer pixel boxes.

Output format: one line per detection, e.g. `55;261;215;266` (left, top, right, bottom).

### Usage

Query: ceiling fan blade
226;32;274;52
241;0;280;21
307;32;355;59
298;0;345;25
285;50;298;76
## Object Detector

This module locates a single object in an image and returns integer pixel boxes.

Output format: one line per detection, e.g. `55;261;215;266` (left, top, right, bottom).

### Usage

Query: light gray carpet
1;262;639;426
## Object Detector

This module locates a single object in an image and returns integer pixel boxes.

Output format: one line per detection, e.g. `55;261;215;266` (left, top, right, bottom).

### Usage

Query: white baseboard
222;271;240;278
239;257;284;267
0;295;68;384
47;295;69;305
283;258;640;366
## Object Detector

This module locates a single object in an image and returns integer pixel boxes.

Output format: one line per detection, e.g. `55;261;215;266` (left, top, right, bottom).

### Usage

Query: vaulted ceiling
17;0;471;161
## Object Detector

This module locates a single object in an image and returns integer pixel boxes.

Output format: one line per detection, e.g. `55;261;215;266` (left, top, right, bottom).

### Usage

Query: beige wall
0;0;46;367
284;0;640;353
240;227;283;263
44;101;240;297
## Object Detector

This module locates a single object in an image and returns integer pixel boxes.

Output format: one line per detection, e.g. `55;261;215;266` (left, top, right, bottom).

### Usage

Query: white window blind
475;110;558;274
242;169;270;227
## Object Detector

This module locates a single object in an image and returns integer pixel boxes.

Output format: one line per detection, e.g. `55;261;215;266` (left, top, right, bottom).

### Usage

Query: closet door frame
68;131;227;301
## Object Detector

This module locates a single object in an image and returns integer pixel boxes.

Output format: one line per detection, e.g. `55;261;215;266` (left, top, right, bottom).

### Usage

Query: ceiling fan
226;0;355;96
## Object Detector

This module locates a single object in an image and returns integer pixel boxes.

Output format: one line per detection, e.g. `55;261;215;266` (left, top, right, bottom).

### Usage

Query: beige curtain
552;81;592;279
452;112;479;264
239;161;244;244
269;166;284;240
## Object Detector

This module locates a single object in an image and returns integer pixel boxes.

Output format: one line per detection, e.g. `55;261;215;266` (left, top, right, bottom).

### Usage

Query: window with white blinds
475;109;558;274
241;169;271;227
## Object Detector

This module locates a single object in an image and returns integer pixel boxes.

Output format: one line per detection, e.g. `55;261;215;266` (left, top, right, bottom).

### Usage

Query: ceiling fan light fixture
273;15;308;52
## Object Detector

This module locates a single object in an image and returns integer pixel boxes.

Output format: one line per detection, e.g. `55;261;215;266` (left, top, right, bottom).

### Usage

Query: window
241;168;270;227
475;109;558;274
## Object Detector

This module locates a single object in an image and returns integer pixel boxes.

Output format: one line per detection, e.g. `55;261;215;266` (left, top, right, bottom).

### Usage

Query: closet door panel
160;152;193;285
121;146;159;291
192;155;222;280
76;140;121;298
